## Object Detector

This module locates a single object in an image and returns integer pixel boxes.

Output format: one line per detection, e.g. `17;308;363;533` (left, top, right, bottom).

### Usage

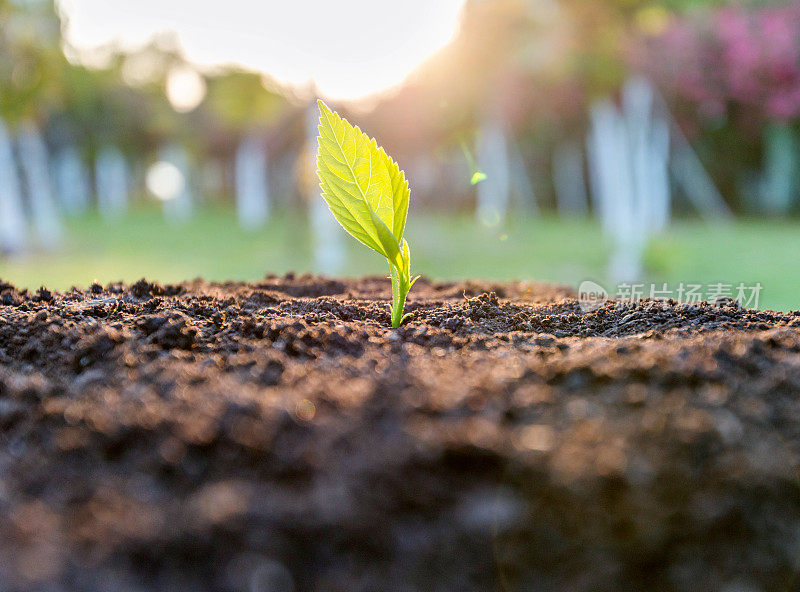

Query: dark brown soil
2;275;800;592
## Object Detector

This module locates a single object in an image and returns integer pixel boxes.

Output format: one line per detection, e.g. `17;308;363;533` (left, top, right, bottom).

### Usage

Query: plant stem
389;264;410;328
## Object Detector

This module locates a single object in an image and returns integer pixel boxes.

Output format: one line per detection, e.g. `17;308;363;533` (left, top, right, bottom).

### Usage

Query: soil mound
1;275;799;591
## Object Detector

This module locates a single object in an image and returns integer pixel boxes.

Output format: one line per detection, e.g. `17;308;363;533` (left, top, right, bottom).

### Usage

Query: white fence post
476;117;510;226
95;146;129;221
587;77;685;282
158;144;194;224
588;97;646;281
235;134;270;230
553;140;588;217
17;121;63;250
761;122;798;215
0;118;28;254
53;144;91;216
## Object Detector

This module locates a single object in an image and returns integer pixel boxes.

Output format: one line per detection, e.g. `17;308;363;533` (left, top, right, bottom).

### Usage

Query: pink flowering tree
641;4;800;128
637;4;800;212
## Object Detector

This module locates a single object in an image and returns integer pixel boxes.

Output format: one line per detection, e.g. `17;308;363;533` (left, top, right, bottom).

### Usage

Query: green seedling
315;100;418;327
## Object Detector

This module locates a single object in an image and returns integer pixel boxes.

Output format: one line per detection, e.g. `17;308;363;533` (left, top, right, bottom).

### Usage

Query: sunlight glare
58;0;466;101
146;161;185;201
166;66;207;113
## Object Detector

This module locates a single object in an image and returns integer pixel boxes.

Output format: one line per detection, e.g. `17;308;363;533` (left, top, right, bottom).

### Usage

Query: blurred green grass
1;206;797;311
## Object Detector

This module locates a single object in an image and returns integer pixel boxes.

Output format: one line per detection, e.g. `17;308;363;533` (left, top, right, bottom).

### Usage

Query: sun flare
58;0;466;102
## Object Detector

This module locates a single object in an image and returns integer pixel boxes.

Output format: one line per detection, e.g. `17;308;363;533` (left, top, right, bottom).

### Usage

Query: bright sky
57;0;467;102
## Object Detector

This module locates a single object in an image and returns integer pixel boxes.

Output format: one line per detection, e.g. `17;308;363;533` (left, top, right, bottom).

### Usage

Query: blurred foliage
203;71;286;133
0;0;798;213
0;0;65;123
634;2;800;210
50;62;163;155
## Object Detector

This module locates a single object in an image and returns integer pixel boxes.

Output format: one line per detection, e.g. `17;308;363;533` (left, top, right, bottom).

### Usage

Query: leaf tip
317;99;334;120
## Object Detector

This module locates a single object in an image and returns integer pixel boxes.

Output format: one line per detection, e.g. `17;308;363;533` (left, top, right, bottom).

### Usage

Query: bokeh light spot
166;66;206;113
146;161;185;201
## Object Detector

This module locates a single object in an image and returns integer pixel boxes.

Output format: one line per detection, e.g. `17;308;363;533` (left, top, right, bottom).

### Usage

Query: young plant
315;100;418;327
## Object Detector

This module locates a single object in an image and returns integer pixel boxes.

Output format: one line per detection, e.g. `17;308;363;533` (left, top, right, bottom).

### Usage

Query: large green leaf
316;100;410;264
379;145;410;242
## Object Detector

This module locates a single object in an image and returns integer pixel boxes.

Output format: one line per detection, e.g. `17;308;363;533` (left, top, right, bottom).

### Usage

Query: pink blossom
636;4;800;124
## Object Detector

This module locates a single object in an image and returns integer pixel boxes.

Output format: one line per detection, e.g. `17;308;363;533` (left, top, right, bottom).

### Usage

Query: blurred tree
0;0;66;125
194;69;291;162
203;71;286;134
2;0;796;220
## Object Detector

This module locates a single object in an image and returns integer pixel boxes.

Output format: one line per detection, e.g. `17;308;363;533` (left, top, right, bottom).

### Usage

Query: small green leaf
470;171;487;185
316;100;410;260
315;100;416;327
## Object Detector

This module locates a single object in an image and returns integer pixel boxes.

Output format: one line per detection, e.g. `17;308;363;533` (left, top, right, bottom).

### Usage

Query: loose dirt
1;275;799;591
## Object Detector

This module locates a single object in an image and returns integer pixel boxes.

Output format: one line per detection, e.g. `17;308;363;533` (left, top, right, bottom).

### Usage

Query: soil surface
1;275;800;592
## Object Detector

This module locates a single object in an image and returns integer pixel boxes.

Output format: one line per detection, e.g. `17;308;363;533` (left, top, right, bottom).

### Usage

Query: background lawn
1;206;797;312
